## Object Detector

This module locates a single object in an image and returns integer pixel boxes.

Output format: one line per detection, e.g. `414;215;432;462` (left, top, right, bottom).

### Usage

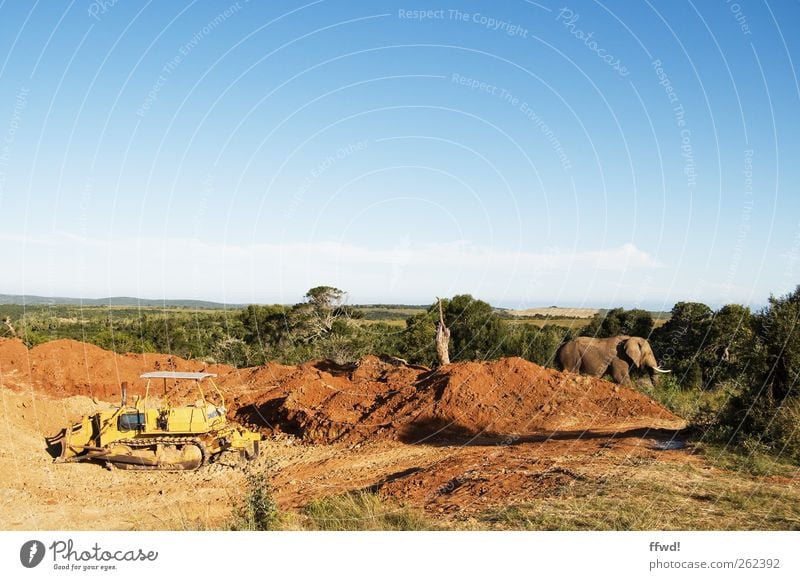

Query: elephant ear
624;338;643;368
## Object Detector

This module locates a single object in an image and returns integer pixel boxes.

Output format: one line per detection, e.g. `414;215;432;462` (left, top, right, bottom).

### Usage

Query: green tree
754;288;800;402
239;304;290;346
140;314;194;358
627;309;655;337
651;302;713;388
399;311;437;366
581;308;654;338
581;309;619;337
289;286;357;343
717;286;800;461
445;294;506;360
505;324;573;367
702;304;756;384
357;322;403;360
398;295;506;365
213;336;252;367
93;328;150;354
237;288;374;364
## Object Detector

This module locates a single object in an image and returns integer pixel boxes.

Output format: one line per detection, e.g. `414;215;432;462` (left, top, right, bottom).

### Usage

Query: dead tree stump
435;297;451;366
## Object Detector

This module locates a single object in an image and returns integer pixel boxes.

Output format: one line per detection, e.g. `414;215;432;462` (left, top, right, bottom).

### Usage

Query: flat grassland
509;307;599;318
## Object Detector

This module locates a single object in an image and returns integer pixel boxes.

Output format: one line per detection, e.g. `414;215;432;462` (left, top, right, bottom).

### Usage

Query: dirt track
1;338;796;530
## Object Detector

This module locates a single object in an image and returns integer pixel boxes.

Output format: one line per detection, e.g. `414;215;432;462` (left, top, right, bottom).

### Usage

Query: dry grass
294;491;438;531
224;448;800;531
695;442;800;478
357;319;406;328
476;459;800;530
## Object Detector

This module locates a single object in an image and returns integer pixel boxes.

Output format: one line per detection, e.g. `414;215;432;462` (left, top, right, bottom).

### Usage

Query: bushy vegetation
636;288;800;463
581;307;654;339
234;287;401;365
0;304;243;360
0;289;584;371
231;472;282;531
400;295;507;366
712;288;800;462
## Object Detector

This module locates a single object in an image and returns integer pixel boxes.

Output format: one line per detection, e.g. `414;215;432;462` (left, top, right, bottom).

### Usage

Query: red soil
0;338;231;400
231;355;682;444
0;340;682;444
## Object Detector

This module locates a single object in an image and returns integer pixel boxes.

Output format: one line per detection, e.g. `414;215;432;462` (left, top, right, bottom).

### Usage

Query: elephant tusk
653;367;671;374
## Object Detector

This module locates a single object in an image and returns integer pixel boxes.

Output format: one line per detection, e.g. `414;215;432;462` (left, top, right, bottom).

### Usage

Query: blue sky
0;0;798;309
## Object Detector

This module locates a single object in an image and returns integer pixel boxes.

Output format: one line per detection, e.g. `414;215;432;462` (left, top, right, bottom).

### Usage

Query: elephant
557;335;670;385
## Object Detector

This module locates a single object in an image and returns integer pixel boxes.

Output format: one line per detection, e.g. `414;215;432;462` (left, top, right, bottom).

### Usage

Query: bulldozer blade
45;427;72;462
49;420;95;462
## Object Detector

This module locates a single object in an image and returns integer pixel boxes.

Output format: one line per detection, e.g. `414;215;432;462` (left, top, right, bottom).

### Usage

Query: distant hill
0;294;245;309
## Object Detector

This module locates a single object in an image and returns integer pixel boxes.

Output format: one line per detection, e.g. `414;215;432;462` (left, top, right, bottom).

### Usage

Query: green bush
715;286;800;463
213;336;252;367
765;398;800;461
651;302;713;387
581;307;654;338
636;373;733;426
398;295;507;365
231;472;282;530
504;323;573;368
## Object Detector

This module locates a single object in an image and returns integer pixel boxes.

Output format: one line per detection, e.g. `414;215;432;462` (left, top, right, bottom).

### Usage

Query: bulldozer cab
136;371;226;435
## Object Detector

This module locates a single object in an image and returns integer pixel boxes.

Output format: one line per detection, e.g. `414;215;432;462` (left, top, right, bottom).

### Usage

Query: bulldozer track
109;436;209;471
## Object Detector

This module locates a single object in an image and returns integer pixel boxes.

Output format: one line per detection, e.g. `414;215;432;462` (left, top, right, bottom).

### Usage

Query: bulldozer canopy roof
139;371;217;380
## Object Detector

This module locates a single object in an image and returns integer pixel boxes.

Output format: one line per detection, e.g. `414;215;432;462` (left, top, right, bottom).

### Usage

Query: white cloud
2;232;662;304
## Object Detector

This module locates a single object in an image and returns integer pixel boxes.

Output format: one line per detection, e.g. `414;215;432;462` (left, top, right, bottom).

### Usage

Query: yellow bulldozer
48;371;260;471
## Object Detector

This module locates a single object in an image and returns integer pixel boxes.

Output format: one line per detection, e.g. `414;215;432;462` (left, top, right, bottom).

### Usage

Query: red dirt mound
235;356;683;444
0;338;28;373
2;339;683;444
228;355;427;440
1;339;233;400
422;357;678;435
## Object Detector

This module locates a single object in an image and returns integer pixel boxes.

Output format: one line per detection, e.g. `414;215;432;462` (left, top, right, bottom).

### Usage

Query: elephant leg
563;359;580;373
559;348;581;373
609;359;631;385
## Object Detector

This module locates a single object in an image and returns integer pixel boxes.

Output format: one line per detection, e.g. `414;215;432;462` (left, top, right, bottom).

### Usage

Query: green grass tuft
300;491;437;531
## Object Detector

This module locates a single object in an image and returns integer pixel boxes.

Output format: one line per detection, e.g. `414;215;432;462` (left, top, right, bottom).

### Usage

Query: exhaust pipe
121;382;128;407
653;366;671;374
